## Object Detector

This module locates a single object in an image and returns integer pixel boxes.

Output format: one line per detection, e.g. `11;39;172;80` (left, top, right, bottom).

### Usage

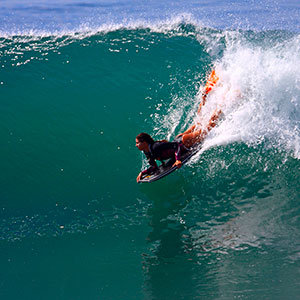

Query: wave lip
1;0;300;37
0;13;205;38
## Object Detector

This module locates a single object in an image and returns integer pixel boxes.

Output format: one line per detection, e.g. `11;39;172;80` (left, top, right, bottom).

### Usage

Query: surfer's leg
206;109;222;131
177;124;196;138
182;109;222;148
197;93;207;114
198;70;219;114
182;129;204;148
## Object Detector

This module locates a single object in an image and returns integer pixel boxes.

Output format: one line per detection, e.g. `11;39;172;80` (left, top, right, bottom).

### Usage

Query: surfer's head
136;132;154;151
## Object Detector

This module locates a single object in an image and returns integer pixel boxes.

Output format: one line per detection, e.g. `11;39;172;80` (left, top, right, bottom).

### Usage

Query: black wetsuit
141;141;186;175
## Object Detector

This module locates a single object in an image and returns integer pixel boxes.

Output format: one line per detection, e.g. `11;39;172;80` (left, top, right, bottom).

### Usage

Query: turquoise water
1;1;300;299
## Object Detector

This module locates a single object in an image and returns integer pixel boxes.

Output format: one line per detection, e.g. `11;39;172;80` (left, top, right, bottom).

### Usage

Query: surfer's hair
136;132;168;145
136;133;155;145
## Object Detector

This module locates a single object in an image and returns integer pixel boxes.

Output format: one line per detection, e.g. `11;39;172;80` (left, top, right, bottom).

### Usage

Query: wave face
1;19;300;300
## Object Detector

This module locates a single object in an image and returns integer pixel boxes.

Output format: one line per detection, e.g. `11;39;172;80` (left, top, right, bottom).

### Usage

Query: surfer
136;106;222;183
136;70;221;183
136;133;185;182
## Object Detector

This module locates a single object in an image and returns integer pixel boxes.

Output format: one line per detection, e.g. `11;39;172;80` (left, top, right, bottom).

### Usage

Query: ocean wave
2;19;299;168
2;20;299;163
0;14;205;38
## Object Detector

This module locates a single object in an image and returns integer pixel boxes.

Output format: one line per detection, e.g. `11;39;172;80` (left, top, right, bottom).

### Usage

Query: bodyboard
138;144;200;183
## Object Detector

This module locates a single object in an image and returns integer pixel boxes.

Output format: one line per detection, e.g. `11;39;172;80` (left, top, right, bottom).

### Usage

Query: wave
1;19;299;159
2;20;299;159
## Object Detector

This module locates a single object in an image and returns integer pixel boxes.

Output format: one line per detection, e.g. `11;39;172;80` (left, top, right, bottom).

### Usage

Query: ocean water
1;1;300;299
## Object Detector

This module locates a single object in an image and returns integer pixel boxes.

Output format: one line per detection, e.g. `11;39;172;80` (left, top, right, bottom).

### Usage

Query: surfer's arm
172;142;182;168
141;165;157;176
172;160;182;168
197;93;208;114
137;162;158;182
140;158;158;176
136;172;142;183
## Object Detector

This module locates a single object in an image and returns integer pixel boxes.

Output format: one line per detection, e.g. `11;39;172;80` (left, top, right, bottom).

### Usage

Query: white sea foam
188;31;300;160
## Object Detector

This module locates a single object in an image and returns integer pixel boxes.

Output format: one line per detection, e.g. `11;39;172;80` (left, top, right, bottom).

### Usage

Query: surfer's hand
176;133;183;138
136;172;142;183
173;160;182;169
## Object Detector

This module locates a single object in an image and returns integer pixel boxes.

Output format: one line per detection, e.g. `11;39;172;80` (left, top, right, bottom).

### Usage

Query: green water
1;26;300;299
